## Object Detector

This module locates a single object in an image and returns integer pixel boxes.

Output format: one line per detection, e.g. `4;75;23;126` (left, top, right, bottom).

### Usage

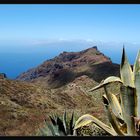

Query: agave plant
39;110;76;136
74;47;140;136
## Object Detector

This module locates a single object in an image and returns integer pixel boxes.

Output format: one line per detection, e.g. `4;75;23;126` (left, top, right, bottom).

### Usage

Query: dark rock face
0;73;7;79
16;47;111;79
16;46;119;88
58;53;79;62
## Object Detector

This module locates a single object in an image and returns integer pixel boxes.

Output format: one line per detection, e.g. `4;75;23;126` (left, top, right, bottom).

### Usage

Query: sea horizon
0;40;139;79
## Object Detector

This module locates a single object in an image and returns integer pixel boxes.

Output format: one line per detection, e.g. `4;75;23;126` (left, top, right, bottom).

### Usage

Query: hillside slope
0;46;121;135
16;46;120;88
1;74;110;135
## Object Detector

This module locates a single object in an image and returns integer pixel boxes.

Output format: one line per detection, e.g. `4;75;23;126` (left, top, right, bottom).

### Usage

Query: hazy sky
0;4;140;78
0;4;140;44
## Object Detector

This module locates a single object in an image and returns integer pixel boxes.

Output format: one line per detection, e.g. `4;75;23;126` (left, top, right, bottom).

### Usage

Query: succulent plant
39;110;76;136
74;47;140;136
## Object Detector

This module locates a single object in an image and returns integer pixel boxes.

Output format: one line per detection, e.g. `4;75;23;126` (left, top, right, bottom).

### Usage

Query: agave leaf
46;123;57;136
63;110;67;134
102;95;125;135
102;94;109;105
56;117;66;135
120;85;137;135
120;47;134;87
53;125;61;136
73;129;78;136
103;86;123;121
40;121;60;136
49;115;65;136
133;50;140;117
69;111;74;135
39;128;48;136
49;115;57;126
74;114;117;136
120;123;127;134
88;76;122;92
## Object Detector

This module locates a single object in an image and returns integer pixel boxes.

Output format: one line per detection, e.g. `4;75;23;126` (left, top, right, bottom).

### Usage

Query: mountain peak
16;46;115;88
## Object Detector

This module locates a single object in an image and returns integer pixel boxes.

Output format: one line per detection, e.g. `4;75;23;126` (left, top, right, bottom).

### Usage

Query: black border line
0;0;140;4
1;136;140;139
0;2;140;140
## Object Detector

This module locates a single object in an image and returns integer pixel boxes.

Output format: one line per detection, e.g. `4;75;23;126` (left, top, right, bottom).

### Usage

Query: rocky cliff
16;46;119;88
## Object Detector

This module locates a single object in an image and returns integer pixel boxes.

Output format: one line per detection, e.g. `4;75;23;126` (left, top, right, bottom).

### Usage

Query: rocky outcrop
0;73;7;79
16;46;117;88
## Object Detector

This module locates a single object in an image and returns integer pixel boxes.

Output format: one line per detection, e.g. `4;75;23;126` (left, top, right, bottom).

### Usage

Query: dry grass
0;73;121;136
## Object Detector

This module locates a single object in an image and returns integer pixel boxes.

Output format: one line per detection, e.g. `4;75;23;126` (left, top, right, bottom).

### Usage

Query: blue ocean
0;41;139;79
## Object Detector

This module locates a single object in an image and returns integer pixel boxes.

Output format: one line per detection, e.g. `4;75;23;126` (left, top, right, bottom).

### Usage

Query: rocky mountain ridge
16;46;119;88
